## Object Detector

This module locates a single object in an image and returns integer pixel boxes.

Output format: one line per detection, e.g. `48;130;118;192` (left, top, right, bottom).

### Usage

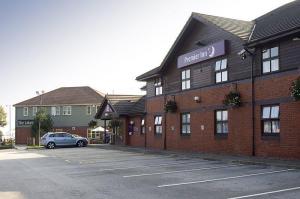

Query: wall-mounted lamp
130;120;135;125
194;96;201;103
293;37;300;41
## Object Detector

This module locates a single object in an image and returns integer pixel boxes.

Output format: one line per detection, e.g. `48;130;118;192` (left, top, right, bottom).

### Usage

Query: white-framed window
33;107;38;116
215;59;228;83
154;78;162;96
51;106;60;116
262;46;279;74
261;105;280;134
181;113;191;134
96;105;100;112
23;107;28;117
87;106;92;115
63;106;72;115
154;116;162;134
181;69;191;90
215;110;228;134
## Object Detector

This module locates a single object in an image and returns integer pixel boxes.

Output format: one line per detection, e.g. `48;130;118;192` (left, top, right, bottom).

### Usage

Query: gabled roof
248;0;300;45
14;86;105;106
194;13;254;41
136;13;253;81
95;95;145;119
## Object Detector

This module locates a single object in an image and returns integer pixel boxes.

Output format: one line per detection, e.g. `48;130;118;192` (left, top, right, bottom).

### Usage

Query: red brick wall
126;116;146;147
52;126;89;138
130;72;300;159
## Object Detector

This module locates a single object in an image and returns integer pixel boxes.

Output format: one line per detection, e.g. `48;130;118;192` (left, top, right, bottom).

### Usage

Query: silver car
41;132;88;149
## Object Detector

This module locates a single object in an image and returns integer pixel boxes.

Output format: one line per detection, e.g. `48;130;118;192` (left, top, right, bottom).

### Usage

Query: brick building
116;1;300;159
14;87;105;144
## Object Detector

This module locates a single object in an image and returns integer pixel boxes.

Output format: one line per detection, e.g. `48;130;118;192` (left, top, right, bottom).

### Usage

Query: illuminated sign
177;40;226;68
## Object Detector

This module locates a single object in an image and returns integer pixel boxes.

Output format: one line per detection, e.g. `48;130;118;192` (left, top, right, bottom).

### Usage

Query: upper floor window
23;107;28;117
154;78;162;96
262;46;279;74
86;106;92;115
215;110;228;134
141;118;145;134
63;106;72;115
51;106;60;116
215;59;228;83
33;107;37;116
181;113;191;134
181;69;191;90
154;116;162;134
261;105;280;135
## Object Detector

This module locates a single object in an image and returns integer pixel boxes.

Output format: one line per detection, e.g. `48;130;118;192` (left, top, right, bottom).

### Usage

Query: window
63;106;72;115
215;59;228;83
262;46;279;74
23;107;28;116
215;110;228;134
154;78;162;96
87;106;92;115
154;116;162;134
141;118;146;134
181;113;191;134
261;105;280;134
33;107;37;116
51;106;60;116
181;69;191;90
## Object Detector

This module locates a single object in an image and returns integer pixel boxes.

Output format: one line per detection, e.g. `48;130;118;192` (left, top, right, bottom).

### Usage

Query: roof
136;13;253;81
14;86;105;106
194;13;254;41
249;0;300;44
95;95;145;119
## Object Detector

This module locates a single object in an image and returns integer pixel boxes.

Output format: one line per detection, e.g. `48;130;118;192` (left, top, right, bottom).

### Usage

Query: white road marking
100;161;217;172
227;186;300;199
158;169;295;188
123;164;241;178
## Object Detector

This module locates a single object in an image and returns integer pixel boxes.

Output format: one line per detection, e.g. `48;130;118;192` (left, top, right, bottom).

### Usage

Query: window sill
214;133;228;139
261;133;280;140
180;133;191;137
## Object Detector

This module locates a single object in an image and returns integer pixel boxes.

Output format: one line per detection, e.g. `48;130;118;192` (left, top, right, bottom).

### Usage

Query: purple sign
177;40;226;68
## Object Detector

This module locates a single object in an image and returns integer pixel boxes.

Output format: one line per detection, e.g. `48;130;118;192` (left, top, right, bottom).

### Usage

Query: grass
0;145;14;150
26;145;45;149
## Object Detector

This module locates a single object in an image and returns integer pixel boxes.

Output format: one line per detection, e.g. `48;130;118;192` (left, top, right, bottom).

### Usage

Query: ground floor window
215;110;228;134
261;105;280;135
181;113;191;134
154;116;162;134
141;118;145;134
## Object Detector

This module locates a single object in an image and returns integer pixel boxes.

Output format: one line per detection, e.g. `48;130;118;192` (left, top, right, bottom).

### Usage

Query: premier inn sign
177;40;226;68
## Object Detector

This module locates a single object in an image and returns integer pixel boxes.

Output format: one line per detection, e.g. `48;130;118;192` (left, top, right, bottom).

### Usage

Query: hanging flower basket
164;100;177;113
290;77;300;101
223;91;241;108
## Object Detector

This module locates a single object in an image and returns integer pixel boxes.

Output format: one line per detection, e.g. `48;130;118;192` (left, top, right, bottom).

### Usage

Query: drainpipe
163;95;167;150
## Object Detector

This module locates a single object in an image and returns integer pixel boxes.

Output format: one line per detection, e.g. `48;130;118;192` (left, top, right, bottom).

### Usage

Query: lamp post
36;90;44;146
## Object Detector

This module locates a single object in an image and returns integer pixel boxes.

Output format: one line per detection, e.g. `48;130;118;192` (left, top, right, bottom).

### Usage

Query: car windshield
72;134;80;137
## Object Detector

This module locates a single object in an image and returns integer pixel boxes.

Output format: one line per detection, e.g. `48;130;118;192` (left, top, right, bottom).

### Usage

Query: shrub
290;77;300;101
223;91;241;108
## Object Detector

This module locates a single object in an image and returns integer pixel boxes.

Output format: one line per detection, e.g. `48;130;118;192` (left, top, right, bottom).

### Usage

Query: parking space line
158;169;295;188
227;186;300;199
100;160;219;172
123;164;241;178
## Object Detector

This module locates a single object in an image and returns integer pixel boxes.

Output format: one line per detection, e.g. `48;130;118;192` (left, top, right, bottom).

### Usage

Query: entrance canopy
91;126;108;132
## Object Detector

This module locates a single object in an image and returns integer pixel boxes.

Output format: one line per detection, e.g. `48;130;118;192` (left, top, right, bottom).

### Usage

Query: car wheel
77;140;84;147
47;142;55;149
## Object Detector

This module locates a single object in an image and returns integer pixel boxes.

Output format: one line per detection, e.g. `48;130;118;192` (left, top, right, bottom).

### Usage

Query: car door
62;133;77;146
53;133;64;146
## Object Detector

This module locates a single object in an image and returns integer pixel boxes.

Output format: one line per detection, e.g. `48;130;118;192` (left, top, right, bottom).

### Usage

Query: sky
0;0;294;135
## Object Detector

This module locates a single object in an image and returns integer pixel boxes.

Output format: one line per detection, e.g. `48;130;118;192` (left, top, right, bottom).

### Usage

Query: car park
41;132;88;149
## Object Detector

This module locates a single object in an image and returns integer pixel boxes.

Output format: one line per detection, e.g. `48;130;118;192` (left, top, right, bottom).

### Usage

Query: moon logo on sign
208;46;215;58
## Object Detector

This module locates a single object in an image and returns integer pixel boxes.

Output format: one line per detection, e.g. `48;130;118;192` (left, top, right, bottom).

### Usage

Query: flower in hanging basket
164;100;177;113
290;77;300;101
223;91;241;107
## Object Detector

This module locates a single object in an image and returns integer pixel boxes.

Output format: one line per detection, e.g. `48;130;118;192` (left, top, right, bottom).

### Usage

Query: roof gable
136;13;253;81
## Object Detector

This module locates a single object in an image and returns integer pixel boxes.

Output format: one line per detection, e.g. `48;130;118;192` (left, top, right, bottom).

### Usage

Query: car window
54;133;63;137
49;134;55;137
